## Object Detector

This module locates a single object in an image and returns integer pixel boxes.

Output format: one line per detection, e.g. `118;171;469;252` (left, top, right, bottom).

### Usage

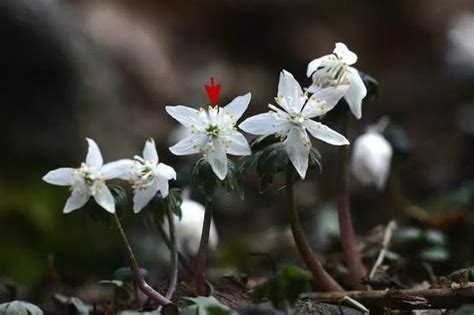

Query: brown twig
336;113;366;290
112;213;172;307
300;286;474;310
195;198;213;296
164;206;178;300
287;165;343;292
368;220;397;280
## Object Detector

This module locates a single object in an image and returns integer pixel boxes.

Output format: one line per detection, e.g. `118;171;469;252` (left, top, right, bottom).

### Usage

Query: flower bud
350;129;393;190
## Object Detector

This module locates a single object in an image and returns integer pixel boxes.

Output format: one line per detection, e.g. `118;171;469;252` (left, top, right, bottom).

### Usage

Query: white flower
162;198;218;256
240;70;349;179
350;121;393;190
307;42;367;119
42;138;132;213
166;93;252;180
121;139;177;213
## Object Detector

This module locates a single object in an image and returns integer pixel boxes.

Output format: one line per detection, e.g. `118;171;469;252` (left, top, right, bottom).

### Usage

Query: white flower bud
163;198;219;256
350;129;393;190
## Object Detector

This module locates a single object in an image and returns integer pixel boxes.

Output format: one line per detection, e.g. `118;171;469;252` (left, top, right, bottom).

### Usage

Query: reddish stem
195;199;213;296
286;165;343;291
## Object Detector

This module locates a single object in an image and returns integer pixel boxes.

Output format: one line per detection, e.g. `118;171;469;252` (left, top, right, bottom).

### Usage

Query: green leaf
452;304;474;315
191;158;244;199
251;265;313;309
420;247;450;262
69;297;89;315
339;296;369;313
0;301;43;315
120;311;160;315
180;296;232;315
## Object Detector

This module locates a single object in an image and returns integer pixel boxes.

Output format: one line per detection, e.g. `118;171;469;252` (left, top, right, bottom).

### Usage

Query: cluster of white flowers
43;138;176;213
44;42;386;215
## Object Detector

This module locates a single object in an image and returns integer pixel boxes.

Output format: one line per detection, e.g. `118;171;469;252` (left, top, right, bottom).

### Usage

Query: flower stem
195;198;213;296
164;206;178;299
286;165;343;291
112;213;172;306
336;113;366;289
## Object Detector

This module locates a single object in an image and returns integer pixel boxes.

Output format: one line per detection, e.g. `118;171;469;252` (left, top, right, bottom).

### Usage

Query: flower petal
43;168;75;186
285;127;310;179
63;185;90;213
157;163;177;180
85;138;103;168
224;132;251;156
169;134;208;156
133;179;159;213
206;139;228;180
239;112;291;135
101;159;137;180
306;55;331;77
344;67;367;119
302;85;350;118
304;120;349;146
220;93;251;121
334;42;358;65
142;138;159;163
93;184;116;213
156;175;171;198
279;70;304;112
165;105;203;128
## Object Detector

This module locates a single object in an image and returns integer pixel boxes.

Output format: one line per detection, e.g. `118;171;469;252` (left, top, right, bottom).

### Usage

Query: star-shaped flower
166;93;252;180
121;139;177;213
240;70;349;179
307;42;367;119
42;138;132;213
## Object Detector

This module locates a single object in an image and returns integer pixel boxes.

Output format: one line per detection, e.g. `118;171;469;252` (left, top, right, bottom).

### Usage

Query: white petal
239;112;291;135
143;138;159;163
304;120;349;146
101;159;136;180
165;105;203;128
224;132;251;156
344;67;367;119
93;184;116;213
156;175;171;198
334;42;358;65
279;70;304;112
133;180;159;213
43;168;75;186
63;185;90;213
302;85;350;118
206;139;228;180
350;132;392;190
220;93;251;121
306;55;331;77
85;138;103;168
285;127;310;179
156;163;177;180
169;134;208;156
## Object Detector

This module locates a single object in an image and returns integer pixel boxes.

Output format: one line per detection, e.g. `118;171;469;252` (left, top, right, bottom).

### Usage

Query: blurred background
1;0;474;304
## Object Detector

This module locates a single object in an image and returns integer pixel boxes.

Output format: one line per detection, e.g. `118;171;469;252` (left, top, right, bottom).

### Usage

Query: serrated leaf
339;296;369;313
0;301;43;315
180;296;231;315
251;265;313;309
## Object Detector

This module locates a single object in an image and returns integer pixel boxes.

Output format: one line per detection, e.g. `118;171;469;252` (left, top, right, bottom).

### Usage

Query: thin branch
112;213;172;307
368;220;397;279
336;113;366;290
286;165;343;292
164;206;178;300
195;198;213;296
300;286;474;310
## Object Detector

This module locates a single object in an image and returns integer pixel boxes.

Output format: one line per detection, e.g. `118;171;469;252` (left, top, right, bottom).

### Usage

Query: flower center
132;158;156;190
313;56;349;88
205;124;220;138
290;113;305;126
76;163;103;194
